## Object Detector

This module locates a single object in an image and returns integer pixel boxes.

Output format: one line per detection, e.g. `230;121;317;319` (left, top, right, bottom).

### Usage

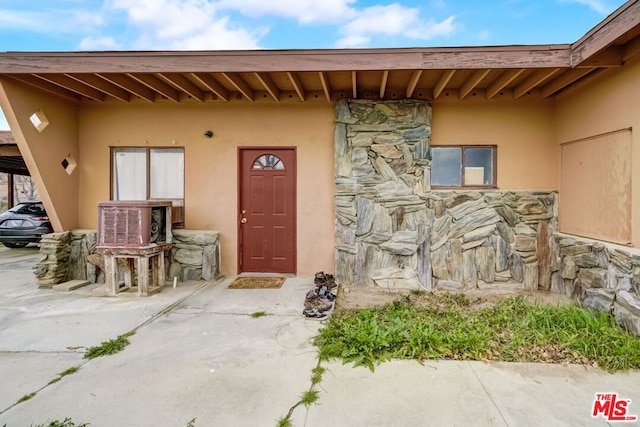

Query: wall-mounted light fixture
204;130;214;138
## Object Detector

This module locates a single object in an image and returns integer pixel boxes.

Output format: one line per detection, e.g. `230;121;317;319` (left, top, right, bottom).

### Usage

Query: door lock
241;218;248;224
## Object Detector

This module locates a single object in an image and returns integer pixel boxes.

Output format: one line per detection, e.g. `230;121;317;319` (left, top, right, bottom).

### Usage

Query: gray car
0;202;53;248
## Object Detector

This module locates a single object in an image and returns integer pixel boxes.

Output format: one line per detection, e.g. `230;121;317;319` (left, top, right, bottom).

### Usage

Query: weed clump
84;332;135;359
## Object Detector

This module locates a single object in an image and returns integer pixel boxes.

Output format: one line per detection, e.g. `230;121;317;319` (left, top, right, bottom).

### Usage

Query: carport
0;130;30;209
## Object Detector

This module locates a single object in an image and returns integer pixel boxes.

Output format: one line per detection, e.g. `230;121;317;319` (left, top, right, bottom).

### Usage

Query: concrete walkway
0;245;639;426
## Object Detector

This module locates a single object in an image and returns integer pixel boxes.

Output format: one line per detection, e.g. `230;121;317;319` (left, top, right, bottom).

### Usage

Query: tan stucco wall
2;77;566;276
78;101;335;276
432;95;558;190
0;78;79;231
555;54;640;246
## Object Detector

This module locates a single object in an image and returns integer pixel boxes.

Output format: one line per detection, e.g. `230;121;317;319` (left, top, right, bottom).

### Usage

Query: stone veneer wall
554;236;640;335
334;99;557;291
334;98;640;336
168;230;220;281
34;229;220;287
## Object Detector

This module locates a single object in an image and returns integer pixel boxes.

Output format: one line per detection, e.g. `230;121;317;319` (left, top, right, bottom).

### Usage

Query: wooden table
96;243;173;296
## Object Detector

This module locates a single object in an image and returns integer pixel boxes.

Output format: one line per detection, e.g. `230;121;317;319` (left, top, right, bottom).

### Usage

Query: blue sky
0;0;627;129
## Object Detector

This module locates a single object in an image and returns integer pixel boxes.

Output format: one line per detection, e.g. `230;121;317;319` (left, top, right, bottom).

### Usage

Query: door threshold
238;272;296;278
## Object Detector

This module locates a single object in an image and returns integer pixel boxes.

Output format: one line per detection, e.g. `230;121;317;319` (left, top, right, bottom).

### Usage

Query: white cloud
79;36;119;50
561;0;612;14
74;10;105;27
336;35;370;48
215;0;357;24
478;30;490;41
0;1;457;51
0;10;46;31
105;0;264;49
0;5;109;36
337;4;456;48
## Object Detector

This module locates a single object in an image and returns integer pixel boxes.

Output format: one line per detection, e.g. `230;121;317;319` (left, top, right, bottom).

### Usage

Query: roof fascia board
0;46;570;74
571;0;640;66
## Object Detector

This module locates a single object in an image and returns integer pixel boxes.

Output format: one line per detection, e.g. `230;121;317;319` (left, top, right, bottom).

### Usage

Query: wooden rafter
4;74;80;102
127;73;180;102
34;73;105;102
254;72;280;102
97;73;156;102
190;73;229;101
459;69;491;99
66;73;130;102
222;72;254;102
486;69;525;99
513;68;561;99
351;71;357;98
379;70;389;98
286;72;305;101
157;73;204;102
318;72;331;101
541;68;597;97
433;70;455;99
406;70;422;98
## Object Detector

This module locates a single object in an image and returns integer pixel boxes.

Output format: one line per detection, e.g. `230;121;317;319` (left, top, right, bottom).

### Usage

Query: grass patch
314;294;640;372
250;311;268;318
48;366;80;386
275;418;292;427
59;366;80;377
277;361;325;426
310;366;325;385
299;390;320;408
31;418;89;427
84;332;135;359
17;392;36;403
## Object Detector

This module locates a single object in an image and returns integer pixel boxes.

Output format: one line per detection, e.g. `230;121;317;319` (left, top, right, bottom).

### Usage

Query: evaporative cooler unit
97;200;173;248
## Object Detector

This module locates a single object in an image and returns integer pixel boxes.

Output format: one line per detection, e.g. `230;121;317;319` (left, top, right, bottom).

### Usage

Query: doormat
228;276;286;289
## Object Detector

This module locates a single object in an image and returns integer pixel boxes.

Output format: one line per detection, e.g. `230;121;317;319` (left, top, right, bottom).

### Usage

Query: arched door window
252;154;285;170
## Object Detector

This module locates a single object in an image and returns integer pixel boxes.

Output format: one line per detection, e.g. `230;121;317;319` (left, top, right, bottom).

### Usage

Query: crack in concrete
0;278;216;417
0;350;83;354
468;362;511;427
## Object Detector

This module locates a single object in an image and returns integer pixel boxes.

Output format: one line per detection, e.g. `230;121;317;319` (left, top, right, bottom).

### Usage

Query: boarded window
559;129;631;244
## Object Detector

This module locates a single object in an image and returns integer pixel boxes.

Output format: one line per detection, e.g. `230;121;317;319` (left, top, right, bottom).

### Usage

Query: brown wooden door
239;148;296;273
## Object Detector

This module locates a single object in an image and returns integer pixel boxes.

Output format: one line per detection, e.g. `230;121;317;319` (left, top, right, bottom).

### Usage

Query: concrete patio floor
0;245;639;427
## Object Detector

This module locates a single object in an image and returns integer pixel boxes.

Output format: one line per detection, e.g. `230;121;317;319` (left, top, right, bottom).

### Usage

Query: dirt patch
335;284;577;312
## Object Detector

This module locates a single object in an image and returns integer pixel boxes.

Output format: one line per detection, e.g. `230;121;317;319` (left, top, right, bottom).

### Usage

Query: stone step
52;279;90;291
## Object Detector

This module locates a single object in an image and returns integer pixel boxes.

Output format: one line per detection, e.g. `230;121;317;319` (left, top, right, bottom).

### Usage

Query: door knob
241;218;247;224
